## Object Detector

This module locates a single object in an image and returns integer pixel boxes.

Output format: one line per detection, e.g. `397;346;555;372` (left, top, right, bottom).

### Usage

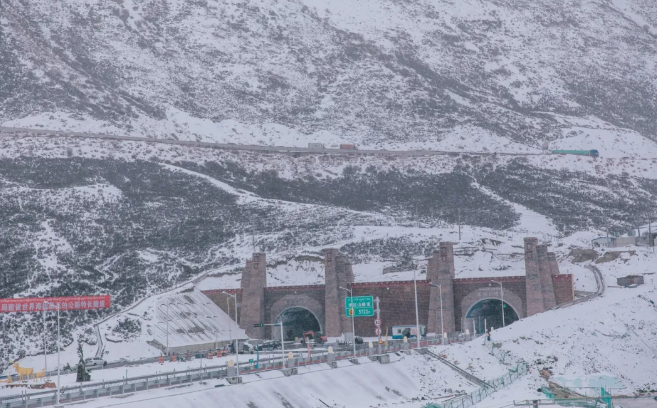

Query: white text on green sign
345;296;374;317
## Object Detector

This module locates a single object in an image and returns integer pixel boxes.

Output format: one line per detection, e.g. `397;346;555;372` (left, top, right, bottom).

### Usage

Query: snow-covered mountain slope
2;132;653;371
2;0;657;153
445;251;657;399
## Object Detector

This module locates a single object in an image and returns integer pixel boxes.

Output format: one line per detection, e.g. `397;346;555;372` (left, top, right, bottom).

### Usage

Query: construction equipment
301;331;327;345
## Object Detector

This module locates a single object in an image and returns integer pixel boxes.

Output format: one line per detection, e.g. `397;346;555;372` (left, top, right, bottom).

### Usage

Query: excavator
300;330;328;358
301;330;327;345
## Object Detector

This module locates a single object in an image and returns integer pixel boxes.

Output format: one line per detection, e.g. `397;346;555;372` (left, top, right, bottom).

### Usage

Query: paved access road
0;126;544;157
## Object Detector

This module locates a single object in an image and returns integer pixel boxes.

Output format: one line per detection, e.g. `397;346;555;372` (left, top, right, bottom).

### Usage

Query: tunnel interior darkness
467;299;519;333
274;307;321;341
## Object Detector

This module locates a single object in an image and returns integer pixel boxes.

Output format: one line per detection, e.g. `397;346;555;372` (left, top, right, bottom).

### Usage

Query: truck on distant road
308;143;325;149
551;149;599;157
339;144;357;150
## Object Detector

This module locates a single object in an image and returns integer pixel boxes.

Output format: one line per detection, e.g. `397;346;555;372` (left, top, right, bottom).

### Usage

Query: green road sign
249;359;254;363
345;296;374;317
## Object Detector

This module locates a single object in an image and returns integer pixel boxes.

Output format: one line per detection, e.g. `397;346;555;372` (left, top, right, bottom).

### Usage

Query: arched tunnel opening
274;307;321;341
467;299;519;333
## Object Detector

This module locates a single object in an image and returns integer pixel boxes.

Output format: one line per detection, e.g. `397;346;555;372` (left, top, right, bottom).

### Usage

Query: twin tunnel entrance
275;301;519;340
272;302;518;340
273;307;321;341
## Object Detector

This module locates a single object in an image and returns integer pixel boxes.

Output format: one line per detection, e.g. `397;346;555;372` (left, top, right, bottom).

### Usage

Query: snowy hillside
2;0;657;153
2;0;657;395
1;131;657;372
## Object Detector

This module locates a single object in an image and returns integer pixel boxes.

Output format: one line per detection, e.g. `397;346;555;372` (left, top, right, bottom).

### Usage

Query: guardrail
420;349;489;388
0;334;482;407
423;362;530;408
554;265;605;310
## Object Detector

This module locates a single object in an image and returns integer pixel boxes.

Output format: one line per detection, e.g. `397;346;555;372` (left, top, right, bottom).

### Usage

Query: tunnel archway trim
460;286;525;325
267;293;325;337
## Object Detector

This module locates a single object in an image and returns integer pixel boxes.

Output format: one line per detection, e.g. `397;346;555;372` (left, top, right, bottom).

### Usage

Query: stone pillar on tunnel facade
428;242;456;335
537;245;557;310
524;238;545;317
547;252;561;275
339;260;356;340
323;249;354;339
241;253;267;338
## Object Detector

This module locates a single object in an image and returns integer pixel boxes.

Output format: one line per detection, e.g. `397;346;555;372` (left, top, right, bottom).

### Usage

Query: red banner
0;295;111;313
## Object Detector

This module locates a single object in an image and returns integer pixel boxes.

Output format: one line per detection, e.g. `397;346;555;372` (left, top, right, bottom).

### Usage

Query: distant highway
0;125;545;157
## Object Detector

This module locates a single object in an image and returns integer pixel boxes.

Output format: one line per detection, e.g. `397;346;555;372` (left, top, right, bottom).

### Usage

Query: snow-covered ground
196;223;591;288
95;287;247;363
2;134;657;185
2;248;655;405
66;352;480;408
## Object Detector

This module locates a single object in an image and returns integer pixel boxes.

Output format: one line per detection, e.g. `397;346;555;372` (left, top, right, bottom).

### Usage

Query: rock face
1;0;657;148
569;249;600;263
595;251;636;264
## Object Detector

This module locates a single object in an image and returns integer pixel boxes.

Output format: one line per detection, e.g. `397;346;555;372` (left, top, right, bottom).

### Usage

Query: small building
617;275;644;287
592;237;615;248
591;236;637;248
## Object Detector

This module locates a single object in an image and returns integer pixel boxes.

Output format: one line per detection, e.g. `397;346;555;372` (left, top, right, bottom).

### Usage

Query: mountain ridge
2;0;657;149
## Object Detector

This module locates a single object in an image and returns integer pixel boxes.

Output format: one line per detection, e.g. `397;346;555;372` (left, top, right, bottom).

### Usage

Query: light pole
222;292;239;376
161;301;176;355
263;322;285;367
43;304;48;379
206;316;219;349
413;271;421;350
226;298;233;351
490;280;505;327
339;287;357;361
430;283;443;345
44;301;61;407
176;302;195;334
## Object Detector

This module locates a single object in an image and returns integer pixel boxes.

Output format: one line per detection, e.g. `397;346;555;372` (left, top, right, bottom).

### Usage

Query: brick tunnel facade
203;239;574;339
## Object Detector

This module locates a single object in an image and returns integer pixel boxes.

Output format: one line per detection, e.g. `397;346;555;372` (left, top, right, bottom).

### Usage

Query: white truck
308;143;325;149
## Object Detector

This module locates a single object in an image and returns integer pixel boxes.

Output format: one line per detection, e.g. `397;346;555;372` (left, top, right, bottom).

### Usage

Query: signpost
0;295;111;408
374;297;381;351
344;296;374;317
0;295;111;313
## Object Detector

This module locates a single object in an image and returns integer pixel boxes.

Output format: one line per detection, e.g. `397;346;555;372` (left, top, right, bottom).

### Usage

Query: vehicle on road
308;143;325;149
339;144;357;150
259;340;281;351
391;325;426;339
84;357;107;367
551;149;599;157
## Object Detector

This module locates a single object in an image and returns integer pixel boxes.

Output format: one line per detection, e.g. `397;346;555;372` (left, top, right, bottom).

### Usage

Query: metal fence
1;333;486;408
541;387;610;408
423;362;530;408
0;336;461;408
484;341;512;364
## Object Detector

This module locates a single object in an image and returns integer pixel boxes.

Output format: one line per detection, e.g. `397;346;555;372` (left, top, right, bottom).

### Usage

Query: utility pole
222;292;240;376
430;283;443;345
650;217;654;252
457;208;461;241
339;287;357;361
491;280;505;327
413;271;421;350
43;305;47;379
